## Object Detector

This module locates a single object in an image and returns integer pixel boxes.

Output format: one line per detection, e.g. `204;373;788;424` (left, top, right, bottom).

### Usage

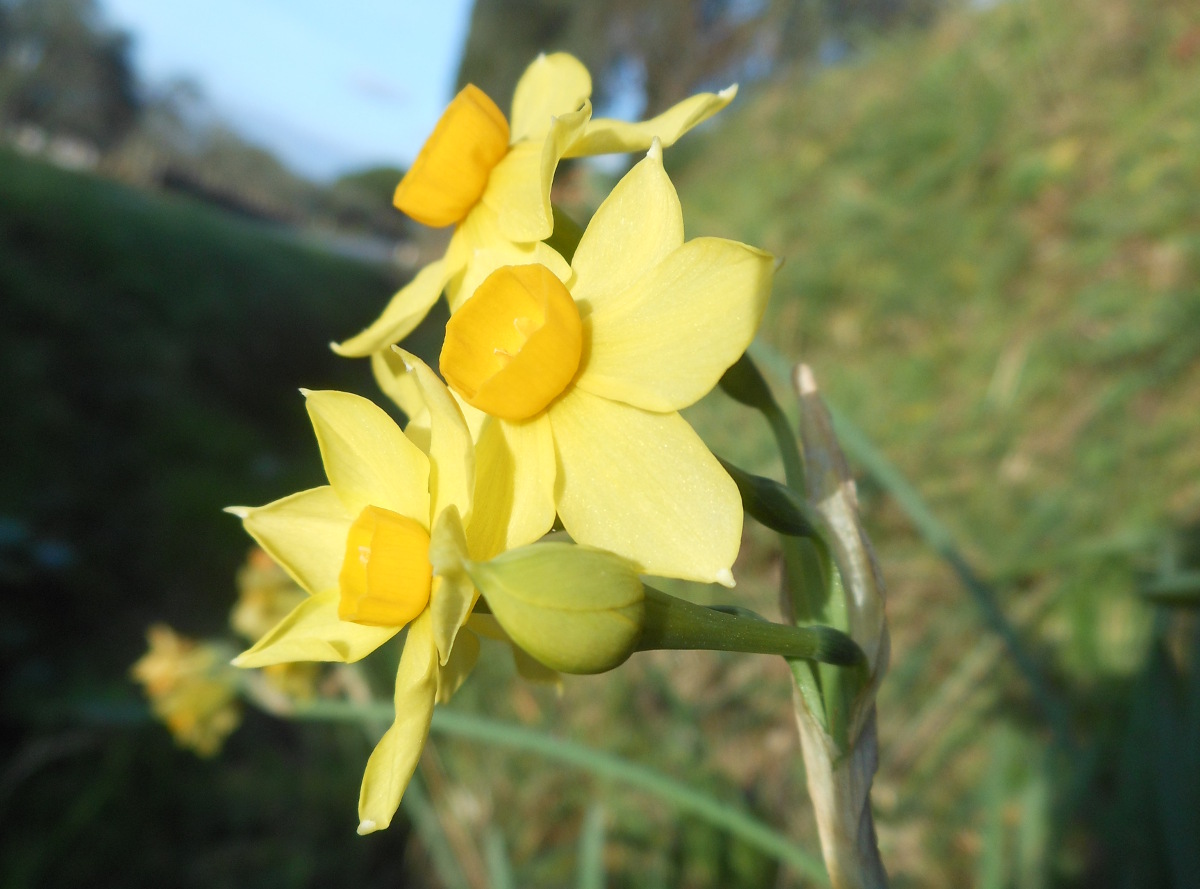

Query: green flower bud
466;543;644;674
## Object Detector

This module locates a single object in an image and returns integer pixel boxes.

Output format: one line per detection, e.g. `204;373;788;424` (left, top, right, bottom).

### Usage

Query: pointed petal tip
223;506;250;519
298;387;313;398
719;84;738;100
389;344;416;372
356;819;379;836
647;137;663;162
715;568;736;589
230;653;249;668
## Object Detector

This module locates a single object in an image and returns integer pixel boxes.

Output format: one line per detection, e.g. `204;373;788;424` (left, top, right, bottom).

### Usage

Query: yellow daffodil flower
131;624;241;757
333;52;737;358
226;358;523;834
413;140;774;586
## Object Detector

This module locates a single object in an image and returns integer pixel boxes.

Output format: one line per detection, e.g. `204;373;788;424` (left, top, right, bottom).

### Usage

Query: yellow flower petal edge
304;390;430;523
577;236;774;412
568;139;683;308
357;610;437;834
370;349;429;431
509;52;591;142
565;85;737;157
436;628;479;704
426;505;478;664
392;350;474;523
227;486;353;596
233;591;400;668
333;258;450;358
466;415;556;562
482;101;591;244
548;389;742;586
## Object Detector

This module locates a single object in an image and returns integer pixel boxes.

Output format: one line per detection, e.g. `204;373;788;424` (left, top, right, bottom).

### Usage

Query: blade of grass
483;827;515;889
576;804;607;889
291;701;828;882
401;772;473;889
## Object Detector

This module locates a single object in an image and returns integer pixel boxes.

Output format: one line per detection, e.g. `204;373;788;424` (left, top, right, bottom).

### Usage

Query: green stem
637;586;864;667
749;340;1074;754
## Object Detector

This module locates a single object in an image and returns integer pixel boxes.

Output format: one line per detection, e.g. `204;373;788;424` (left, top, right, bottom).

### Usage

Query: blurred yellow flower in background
231;547;321;700
130;624;241;757
333;52;736;358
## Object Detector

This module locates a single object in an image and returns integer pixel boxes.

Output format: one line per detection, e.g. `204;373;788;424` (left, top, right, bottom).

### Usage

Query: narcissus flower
426;141;774;585
131;624;241;757
333;52;736;358
227;359;526;834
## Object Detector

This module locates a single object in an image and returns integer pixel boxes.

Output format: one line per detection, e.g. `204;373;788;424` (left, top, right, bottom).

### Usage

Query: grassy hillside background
3;0;1199;885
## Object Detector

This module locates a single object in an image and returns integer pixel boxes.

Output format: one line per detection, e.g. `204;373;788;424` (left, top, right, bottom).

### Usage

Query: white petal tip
356;819;378;836
797;364;818;395
230;654;248;668
647;137;663;162
298;387;313;397
223;506;250;519
719;84;738;100
715;568;736;589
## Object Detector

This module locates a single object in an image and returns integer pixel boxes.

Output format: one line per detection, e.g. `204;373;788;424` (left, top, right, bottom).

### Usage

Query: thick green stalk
637;585;864;666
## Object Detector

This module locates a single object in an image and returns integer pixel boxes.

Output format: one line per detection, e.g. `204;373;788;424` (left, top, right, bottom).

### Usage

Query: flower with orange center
333;52;739;360
226;357;539;834
396;140;773;585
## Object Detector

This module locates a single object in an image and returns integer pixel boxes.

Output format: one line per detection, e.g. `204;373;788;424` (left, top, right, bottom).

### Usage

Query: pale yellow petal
394;350;474;523
565;85;736;157
357;610;437;834
481;102;591;244
332;259;449;357
427;505;478;664
509;52;592;142
548;388;741;584
371;350;430;439
436;628;479;704
568;147;683;309
233;487;353;596
233;590;398;667
451;391;489;442
467;415;556;561
577;237;774;411
305;390;430;522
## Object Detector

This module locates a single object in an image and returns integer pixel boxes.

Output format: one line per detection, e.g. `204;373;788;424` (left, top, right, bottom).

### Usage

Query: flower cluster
211;53;773;833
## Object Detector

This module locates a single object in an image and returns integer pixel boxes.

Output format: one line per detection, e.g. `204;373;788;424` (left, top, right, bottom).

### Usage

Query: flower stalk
788;363;891;889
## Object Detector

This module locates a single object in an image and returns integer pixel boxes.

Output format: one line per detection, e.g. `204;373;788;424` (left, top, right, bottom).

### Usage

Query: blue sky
101;0;475;180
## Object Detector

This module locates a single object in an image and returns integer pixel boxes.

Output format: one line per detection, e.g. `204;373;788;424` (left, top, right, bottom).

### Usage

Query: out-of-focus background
3;0;1199;886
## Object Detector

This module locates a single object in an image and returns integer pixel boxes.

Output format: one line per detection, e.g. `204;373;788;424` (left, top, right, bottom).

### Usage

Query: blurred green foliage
0;148;448;887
